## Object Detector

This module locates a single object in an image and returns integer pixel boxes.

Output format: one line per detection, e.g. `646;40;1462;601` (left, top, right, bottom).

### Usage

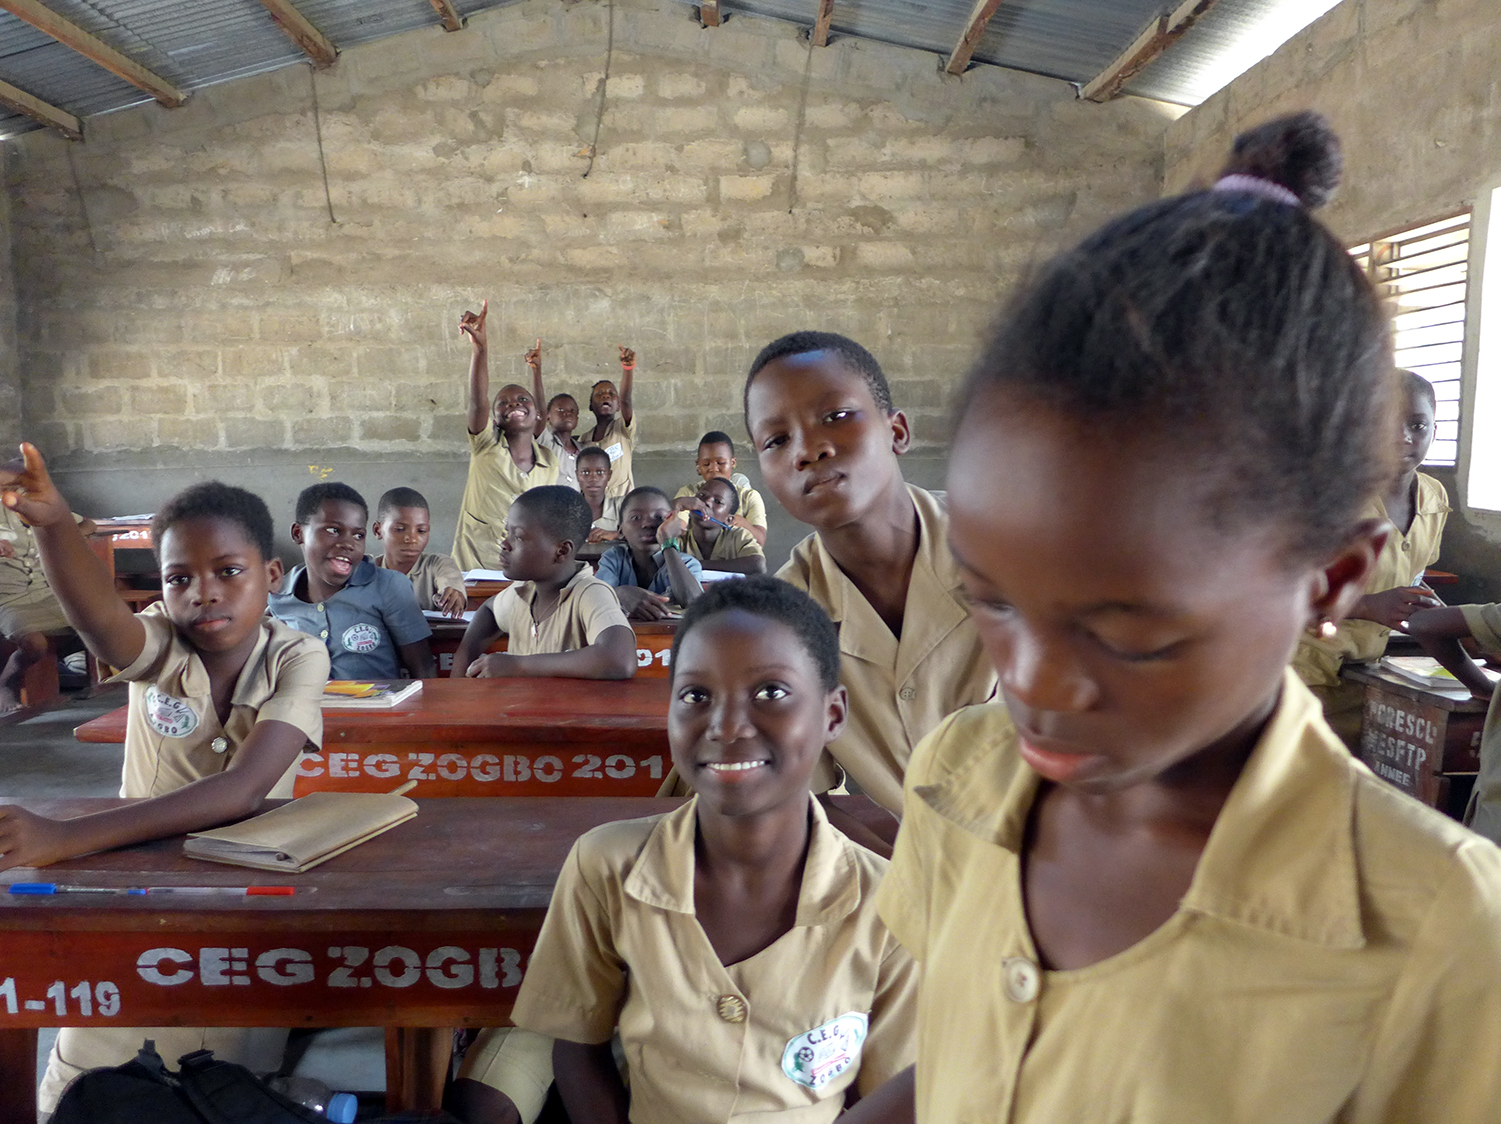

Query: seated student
864;111;1501;1123
451;485;635;680
583;346;639;499
269;483;436;680
0;446;329;1115
673;430;769;546
0;498;93;714
525;338;582;491
372;486;467;618
744;331;997;817
577;446;624;542
1290;368;1450;743
595;486;703;621
504;577;917;1124
666;476;767;575
453;301;559;570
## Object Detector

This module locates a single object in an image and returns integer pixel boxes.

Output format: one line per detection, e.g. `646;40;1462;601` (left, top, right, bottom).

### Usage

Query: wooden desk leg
385;1027;449;1110
0;1027;38;1118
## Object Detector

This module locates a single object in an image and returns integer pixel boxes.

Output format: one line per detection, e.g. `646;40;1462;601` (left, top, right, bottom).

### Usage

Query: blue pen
9;883;145;895
692;511;734;530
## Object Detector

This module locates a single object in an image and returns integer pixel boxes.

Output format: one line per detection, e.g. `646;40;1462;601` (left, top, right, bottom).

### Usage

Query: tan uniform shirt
778;485;997;814
683;525;764;564
1458;604;1501;844
375;552;464;612
512;798;917;1123
877;671;1501;1123
675;480;769;531
454;429;558;571
539;427;580;491
105;602;328;799
0;507;76;637
1292;473;1450;688
487;565;629;656
585;414;636;499
590;494;624;536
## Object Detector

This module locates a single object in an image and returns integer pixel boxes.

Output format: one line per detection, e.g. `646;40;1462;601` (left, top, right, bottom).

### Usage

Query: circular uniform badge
341;623;381;653
781;1012;868;1091
145;685;200;739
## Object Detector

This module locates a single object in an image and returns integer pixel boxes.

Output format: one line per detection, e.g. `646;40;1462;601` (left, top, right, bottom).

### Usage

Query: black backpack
51;1040;326;1124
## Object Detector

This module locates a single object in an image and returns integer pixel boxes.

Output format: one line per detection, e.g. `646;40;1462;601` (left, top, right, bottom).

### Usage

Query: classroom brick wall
1163;0;1501;603
6;0;1171;471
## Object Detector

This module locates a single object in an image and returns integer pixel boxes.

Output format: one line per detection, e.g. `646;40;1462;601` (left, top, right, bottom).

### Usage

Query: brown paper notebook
183;792;418;873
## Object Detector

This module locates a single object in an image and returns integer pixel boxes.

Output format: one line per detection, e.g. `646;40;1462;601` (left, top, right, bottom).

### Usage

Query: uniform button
1401;541;1411;551
715;994;746;1023
210;737;228;754
319;630;329;639
1002;957;1040;1003
899;686;916;701
317;603;326;612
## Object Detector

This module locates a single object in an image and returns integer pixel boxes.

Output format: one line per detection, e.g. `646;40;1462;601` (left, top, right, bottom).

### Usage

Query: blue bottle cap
326;1092;358;1123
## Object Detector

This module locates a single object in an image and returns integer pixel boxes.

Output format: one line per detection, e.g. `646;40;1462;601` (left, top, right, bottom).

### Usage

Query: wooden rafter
257;0;337;68
1082;0;1220;102
428;0;464;32
944;0;1005;75
0;0;186;106
700;0;721;28
812;0;834;47
0;76;79;139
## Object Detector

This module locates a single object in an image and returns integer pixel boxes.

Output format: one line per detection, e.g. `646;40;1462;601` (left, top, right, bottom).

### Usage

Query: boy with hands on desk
453;485;636;680
0;443;328;1113
372;485;467;618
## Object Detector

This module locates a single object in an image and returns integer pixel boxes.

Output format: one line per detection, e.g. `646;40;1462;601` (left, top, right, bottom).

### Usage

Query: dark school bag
51;1039;325;1124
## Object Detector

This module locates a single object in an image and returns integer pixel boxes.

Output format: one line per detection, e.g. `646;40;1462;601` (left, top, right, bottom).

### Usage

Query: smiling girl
865;112;1501;1123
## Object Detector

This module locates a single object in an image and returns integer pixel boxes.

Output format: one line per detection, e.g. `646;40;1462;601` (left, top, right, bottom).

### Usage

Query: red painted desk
76;677;673;797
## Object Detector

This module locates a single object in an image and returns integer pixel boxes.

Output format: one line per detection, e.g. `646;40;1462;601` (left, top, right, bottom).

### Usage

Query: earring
1315;620;1337;640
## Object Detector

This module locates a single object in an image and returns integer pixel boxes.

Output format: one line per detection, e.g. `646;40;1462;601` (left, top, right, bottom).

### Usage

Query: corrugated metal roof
0;0;1338;141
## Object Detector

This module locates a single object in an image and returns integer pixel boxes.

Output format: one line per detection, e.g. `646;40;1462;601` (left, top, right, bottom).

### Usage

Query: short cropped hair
576;445;612;467
1402;369;1436;410
376;486;429;522
296;482;368;525
512;484;592;547
153;482;275;563
701;476;740;516
746;331;893;416
699;431;736;456
671;576;841;692
546;393;577;412
621;485;671;515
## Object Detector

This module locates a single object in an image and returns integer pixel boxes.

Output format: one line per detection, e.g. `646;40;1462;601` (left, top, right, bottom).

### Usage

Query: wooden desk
428;619;677;677
76;678;673;797
0;795;677;1115
90;517;155;582
1344;663;1487;818
463;579;510;611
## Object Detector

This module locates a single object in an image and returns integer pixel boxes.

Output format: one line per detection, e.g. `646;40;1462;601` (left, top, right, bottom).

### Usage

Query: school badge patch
341;623;381;653
781;1012;868;1090
144;686;199;739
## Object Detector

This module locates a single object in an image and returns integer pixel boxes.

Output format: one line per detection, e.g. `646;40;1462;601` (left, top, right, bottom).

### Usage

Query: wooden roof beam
0;0;186;106
429;0;464;33
1082;0;1220;102
812;0;834;47
0;76;79;140
700;1;721;27
944;0;1005;75
257;0;337;68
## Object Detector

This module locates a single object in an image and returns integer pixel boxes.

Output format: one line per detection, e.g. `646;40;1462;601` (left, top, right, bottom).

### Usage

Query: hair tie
1212;174;1301;208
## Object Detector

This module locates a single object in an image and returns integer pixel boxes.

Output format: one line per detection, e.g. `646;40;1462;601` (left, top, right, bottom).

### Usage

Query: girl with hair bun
848;112;1501;1123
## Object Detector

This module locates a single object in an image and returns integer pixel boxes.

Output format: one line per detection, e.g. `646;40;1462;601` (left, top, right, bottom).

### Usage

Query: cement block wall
3;0;1171;553
1163;0;1501;602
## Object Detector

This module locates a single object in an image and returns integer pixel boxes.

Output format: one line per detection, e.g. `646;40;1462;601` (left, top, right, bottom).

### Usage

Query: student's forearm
1409;608;1493;696
662;549;702;606
744;523;767;546
842;1066;915;1124
452;612;502;677
531;361;548;437
703;556;767;575
400;640;437;680
505;629;636;680
553;1040;630;1124
618;362;634;424
466;344;490;434
32;518;145;669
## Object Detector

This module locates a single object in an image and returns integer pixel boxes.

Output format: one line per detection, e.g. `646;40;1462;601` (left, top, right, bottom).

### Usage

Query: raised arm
617;345;635;426
0;443;146;669
461;300;491;436
527;338;547;437
1407;607;1494;698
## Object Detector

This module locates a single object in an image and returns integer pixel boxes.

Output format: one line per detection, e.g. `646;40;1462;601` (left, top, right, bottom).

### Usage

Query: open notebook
184;792;418;873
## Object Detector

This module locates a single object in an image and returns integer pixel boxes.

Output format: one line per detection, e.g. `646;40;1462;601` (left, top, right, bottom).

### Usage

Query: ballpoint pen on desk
8;883;295;896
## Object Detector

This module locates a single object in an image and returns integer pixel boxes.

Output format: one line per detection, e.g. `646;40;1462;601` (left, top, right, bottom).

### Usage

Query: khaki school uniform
375;551;465;612
512;798;918;1123
779;485;997;814
0;506;75;638
488;564;629;655
682;525;764;566
590;494;624;536
674;480;768;532
539;427;581;490
585;414;636;499
453;429;558;570
1291;473;1449;739
1456;604;1501;844
877;670;1501;1123
37;602;330;1113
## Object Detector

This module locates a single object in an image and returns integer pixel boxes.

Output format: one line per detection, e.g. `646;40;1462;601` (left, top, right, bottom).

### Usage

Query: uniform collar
801;485;969;677
624;797;863;927
915;671;1365;950
283;557;377;599
515;562;591;607
147;601;275;705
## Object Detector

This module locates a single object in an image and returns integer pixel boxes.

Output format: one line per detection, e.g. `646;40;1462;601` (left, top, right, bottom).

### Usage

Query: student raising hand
524;338;541;374
0;443;72;529
459;299;488;350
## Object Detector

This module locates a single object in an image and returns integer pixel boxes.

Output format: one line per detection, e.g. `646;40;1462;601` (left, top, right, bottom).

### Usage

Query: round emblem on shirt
781;1012;868;1090
341;623;381;653
144;686;199;739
